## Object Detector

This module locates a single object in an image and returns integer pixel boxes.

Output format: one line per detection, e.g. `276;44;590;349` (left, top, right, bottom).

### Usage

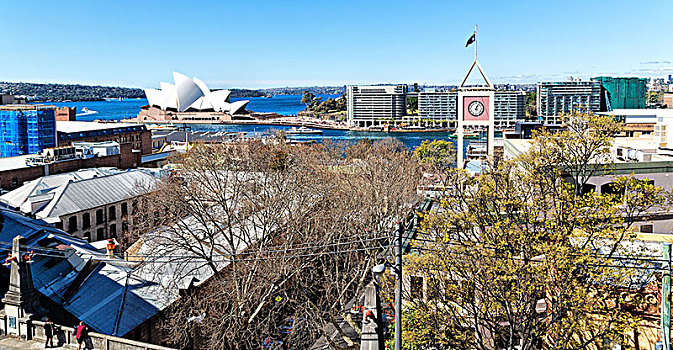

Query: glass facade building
0;106;56;158
593;76;647;110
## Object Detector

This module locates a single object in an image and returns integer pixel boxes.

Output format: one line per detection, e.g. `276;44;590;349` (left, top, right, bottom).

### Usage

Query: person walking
43;318;54;348
75;321;88;350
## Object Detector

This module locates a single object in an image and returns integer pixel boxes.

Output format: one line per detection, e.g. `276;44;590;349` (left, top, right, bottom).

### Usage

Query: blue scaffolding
0;108;56;158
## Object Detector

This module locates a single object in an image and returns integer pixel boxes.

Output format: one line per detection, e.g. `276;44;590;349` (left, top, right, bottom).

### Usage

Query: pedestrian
43;318;54;348
75;321;88;350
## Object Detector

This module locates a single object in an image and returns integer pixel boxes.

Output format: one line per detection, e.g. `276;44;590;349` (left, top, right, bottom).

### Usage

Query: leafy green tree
413;139;455;169
301;90;315;109
335;93;347;111
407;96;418;114
403;111;669;350
648;92;662;104
526;91;537;117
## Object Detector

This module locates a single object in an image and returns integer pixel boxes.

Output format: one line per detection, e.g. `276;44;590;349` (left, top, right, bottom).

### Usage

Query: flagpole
474;24;478;61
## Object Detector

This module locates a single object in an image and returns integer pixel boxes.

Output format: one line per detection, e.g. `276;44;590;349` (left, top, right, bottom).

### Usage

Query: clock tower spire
456;26;495;168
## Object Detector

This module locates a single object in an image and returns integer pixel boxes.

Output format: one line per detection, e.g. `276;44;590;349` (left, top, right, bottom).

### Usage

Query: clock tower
456;58;495;168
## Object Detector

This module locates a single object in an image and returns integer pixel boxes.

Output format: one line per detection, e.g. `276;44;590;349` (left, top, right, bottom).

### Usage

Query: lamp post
394;222;403;350
372;222;403;350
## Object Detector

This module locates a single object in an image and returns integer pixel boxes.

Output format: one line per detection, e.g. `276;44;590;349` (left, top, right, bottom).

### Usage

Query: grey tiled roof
38;171;158;218
0;209;177;337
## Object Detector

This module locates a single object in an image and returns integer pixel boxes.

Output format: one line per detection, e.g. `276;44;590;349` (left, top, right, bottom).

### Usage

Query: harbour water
38;95;456;150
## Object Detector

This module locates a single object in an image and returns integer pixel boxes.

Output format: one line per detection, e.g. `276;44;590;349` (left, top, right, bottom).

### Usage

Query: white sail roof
145;73;248;114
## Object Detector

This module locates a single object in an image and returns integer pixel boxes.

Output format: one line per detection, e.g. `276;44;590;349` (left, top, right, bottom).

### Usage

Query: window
581;184;596;196
109;206;116;220
96;209;104;224
410;276;424;299
122;222;129;233
11;177;18;187
426;277;440;300
82;213;91;229
110;224;116;235
121;203;128;217
601;182;625;198
640;224;653;233
67;216;77;233
83;232;91;242
96;228;105;241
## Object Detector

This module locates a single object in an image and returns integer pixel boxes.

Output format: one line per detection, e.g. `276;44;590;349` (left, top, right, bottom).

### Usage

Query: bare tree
131;138;422;349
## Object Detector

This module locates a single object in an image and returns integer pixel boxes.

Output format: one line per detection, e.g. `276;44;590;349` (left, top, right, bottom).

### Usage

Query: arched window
68;216;78;233
581;184;596;196
96;209;104;225
601;182;624;197
82;213;91;229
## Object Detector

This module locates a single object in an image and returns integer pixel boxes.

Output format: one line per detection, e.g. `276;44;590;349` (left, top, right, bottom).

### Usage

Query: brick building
0;143;141;191
0;169;160;244
56;121;152;156
55;106;76;121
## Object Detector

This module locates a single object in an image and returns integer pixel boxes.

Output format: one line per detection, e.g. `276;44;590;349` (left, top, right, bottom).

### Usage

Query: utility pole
395;222;403;350
663;243;671;350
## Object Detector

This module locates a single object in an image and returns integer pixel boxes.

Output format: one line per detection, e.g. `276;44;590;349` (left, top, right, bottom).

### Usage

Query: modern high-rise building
537;81;602;124
346;85;407;128
417;89;457;128
593;76;647;110
0;105;57;158
493;91;526;130
417;90;525;130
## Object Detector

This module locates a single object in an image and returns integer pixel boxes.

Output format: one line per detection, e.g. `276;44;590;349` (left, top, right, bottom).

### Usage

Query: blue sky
1;0;671;89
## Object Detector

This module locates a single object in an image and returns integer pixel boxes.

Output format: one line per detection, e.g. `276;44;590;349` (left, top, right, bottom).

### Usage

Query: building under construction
594;76;647;110
0;105;56;158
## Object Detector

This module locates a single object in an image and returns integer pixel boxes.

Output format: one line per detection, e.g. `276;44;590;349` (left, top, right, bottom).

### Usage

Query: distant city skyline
2;0;672;89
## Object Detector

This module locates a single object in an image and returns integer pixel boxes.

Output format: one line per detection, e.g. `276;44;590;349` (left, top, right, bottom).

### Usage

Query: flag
465;32;476;47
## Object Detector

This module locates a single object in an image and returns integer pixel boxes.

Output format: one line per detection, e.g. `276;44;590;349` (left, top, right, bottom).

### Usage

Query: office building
493;91;526;130
0;105;56;158
663;92;673;109
593;76;647;110
537;81;602;124
347;85;407;128
417;90;525;130
417;89;457;128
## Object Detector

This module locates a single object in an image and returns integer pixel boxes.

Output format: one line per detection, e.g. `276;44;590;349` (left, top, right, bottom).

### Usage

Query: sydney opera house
136;72;250;122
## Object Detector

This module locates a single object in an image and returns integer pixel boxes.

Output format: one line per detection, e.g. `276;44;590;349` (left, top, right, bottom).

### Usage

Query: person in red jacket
75;321;88;350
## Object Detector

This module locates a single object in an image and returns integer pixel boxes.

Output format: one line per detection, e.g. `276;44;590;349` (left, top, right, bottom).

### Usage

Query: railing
0;316;174;350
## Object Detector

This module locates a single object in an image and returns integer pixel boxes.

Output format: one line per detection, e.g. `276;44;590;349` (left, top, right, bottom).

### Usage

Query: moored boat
286;126;323;135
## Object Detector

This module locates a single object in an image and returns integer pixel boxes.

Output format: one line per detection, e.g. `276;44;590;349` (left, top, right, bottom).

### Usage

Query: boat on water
449;131;480;139
286;126;323;135
77;107;98;116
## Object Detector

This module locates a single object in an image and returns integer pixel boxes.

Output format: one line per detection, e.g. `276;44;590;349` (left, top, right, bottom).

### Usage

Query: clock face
468;101;484;117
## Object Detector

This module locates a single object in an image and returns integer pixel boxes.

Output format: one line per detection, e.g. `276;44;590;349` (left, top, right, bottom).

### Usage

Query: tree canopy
402;111;670;350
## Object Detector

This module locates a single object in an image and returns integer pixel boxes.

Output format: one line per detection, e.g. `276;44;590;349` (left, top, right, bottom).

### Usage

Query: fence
0;316;174;350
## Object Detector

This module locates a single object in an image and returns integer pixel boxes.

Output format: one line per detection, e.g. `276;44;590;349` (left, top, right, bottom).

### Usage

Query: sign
9;316;15;329
463;96;490;122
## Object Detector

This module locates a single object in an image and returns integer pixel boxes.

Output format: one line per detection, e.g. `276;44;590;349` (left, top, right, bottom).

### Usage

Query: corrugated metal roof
0;209;177;337
38;170;158;218
0;168;120;210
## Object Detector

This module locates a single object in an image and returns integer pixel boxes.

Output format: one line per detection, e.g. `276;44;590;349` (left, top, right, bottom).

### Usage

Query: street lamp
371;221;404;350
